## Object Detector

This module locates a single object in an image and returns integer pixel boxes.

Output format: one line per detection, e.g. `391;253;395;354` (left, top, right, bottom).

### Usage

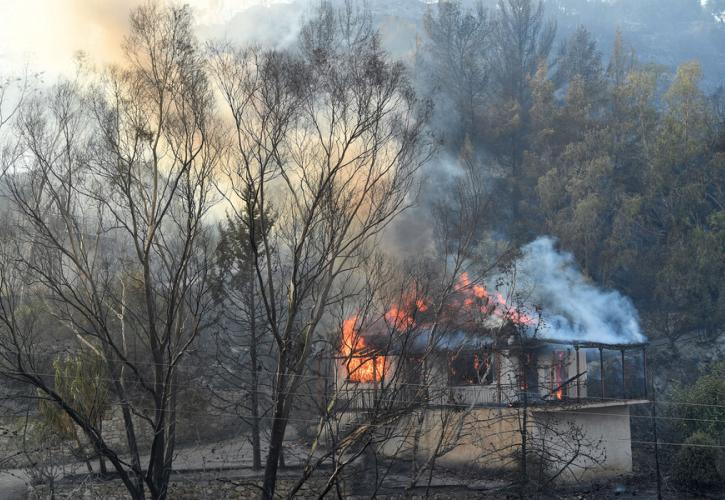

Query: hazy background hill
201;0;725;89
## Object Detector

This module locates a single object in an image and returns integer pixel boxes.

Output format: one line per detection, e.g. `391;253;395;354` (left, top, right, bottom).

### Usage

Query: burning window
345;354;387;384
448;350;494;386
341;316;387;383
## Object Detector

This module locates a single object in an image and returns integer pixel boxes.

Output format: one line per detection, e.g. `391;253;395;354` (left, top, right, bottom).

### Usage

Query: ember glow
341;316;387;383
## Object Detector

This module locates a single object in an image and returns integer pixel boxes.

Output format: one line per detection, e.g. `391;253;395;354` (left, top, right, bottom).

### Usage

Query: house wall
374;406;521;469
531;404;633;481
375;403;635;483
425;347;590;406
424;350;521;405
335;345;592;408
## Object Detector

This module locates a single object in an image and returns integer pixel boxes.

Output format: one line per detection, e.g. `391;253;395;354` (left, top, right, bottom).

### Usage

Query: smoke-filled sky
0;0;293;78
2;0;724;86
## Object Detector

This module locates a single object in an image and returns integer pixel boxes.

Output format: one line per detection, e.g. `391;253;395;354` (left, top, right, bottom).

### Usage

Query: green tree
212;187;274;471
646;61;722;338
489;0;556;241
672;361;725;439
533;32;613;277
421;0;489;144
658;61;711;170
554;25;605;102
671;431;722;491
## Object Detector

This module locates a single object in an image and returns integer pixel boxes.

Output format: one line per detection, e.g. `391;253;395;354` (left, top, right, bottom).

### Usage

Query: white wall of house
373;402;643;483
531;402;637;481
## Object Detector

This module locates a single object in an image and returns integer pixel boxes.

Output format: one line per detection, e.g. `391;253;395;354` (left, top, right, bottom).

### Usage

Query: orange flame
339;274;536;382
384;291;428;330
341;316;386;383
454;273;536;326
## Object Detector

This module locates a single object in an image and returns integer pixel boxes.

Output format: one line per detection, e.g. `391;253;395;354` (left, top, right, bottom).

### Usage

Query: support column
496;350;502;405
643;348;648;399
575;345;581;402
621;349;626;399
599;347;605;401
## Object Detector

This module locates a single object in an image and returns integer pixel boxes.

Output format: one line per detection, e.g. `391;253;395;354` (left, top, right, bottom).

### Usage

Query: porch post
621;349;626;399
599;347;605;401
643;348;648;399
575;345;581;402
496;350;502;405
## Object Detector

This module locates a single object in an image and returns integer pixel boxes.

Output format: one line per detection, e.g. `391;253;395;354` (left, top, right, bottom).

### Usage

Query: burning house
327;264;650;483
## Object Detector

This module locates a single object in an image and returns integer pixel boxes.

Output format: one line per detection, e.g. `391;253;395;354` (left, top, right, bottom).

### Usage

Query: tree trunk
262;368;290;500
249;266;262;470
117;389;145;498
520;356;529;499
97;419;108;475
147;357;168;500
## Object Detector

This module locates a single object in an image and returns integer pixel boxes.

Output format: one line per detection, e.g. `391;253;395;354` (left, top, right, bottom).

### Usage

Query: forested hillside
410;1;724;360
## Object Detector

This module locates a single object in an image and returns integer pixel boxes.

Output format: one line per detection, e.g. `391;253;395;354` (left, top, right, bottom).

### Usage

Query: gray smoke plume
500;237;645;344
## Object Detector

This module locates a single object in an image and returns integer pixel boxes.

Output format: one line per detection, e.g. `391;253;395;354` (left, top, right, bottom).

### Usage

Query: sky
0;0;290;79
1;0;723;86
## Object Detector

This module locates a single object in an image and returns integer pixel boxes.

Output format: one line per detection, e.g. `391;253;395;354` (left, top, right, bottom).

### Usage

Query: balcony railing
335;379;647;412
334;385;428;412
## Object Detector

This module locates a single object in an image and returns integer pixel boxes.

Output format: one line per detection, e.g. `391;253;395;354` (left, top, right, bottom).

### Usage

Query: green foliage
38;352;109;440
672;362;725;439
212;196;275;310
671;431;722;491
668;363;725;491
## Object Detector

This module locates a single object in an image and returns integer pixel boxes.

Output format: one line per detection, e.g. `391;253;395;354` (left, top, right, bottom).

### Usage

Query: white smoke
500;236;645;344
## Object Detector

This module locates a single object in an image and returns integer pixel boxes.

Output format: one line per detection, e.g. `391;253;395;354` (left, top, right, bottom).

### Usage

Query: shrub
671;431;722;491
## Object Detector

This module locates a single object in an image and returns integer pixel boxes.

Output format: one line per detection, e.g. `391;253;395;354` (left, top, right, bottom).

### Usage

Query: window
345;354;387;383
448;350;494;386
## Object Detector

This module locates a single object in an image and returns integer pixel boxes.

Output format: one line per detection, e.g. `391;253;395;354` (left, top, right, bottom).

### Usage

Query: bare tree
209;3;431;497
274;137;502;498
0;4;220;499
